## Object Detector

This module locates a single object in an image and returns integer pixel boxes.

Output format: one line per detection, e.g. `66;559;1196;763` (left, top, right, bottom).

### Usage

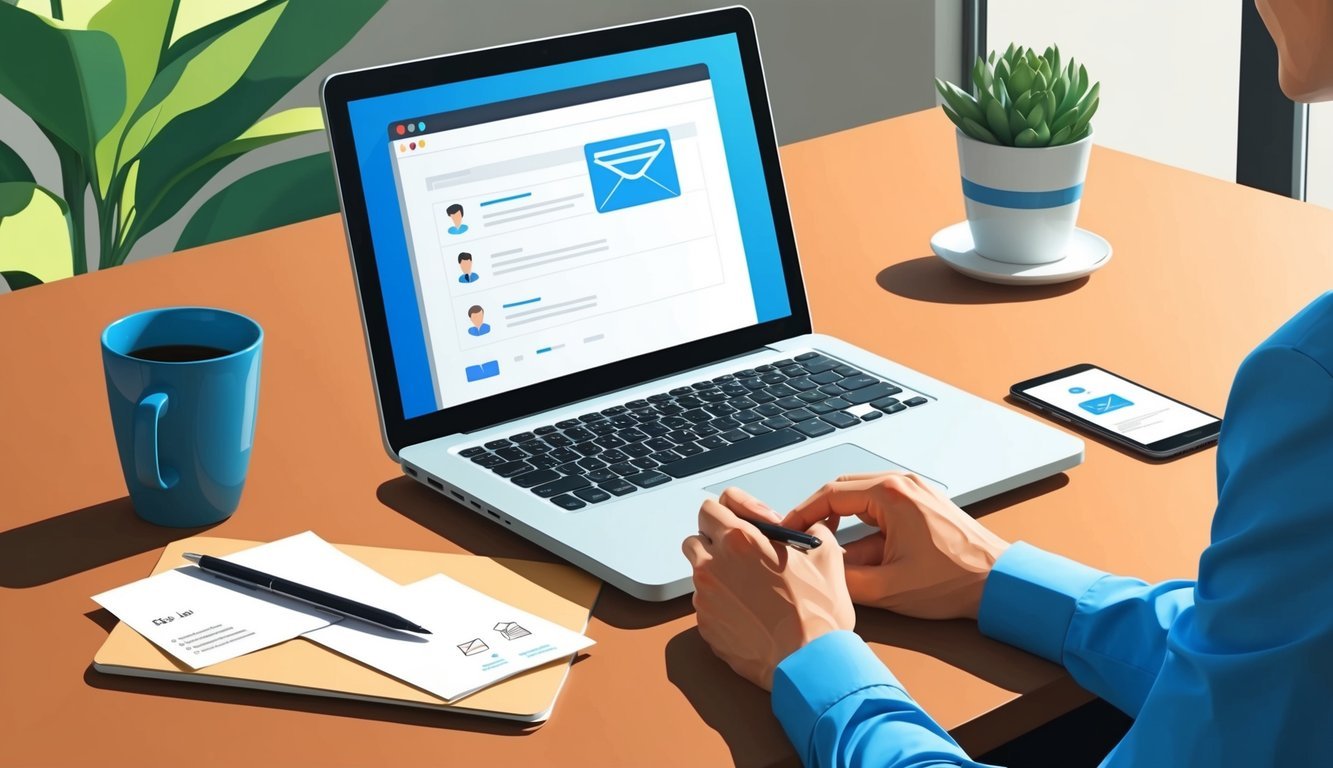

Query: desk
3;109;1331;766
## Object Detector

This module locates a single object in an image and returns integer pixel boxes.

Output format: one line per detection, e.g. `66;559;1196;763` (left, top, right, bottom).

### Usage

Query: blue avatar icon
446;203;468;235
466;305;490;337
585;128;681;213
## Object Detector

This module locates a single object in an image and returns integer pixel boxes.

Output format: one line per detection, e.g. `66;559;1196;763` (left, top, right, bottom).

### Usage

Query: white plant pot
955;129;1093;265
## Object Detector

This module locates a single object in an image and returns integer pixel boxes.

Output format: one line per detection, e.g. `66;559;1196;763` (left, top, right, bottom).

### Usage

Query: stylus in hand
182;553;432;634
748;519;823;551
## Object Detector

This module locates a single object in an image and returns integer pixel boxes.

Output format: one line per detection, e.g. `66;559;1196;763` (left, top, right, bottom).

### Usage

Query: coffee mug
101;307;263;527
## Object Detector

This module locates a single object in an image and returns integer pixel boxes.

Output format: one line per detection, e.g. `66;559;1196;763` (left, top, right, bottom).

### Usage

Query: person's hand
682;487;855;690
782;473;1011;621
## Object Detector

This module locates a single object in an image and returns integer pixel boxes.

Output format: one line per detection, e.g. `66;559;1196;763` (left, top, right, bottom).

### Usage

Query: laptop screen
346;34;791;419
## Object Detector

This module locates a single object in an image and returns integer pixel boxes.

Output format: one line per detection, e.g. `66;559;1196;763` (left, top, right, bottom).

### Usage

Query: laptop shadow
0;496;219;588
876;256;1088;305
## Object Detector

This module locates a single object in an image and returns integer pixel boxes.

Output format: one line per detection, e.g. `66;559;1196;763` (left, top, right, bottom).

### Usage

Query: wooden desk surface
3;109;1331;766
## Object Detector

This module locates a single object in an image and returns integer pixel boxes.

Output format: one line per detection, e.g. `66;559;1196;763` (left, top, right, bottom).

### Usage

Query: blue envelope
1078;393;1134;415
584;128;680;213
465;360;499;382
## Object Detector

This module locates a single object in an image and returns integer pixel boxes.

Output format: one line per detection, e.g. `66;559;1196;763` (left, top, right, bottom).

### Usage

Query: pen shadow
0;496;220;588
377;477;694;630
876;256;1089;305
1001;396;1218;465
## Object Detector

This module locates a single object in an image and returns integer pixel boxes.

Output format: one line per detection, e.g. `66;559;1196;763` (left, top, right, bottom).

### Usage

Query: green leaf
1008;108;1028;139
1013;128;1041;148
1014;91;1035;115
1048;125;1073;147
959;117;1000;145
1009;61;1034;95
1;270;43;290
971;56;989;95
1072;96;1099;136
0;139;34;183
1026;100;1045;131
175;152;337;250
89;0;178;197
1051;105;1080;134
1033;120;1051;146
1045;90;1057;124
0;4;126;176
995;57;1011;86
984;97;1013;144
992;76;1010;108
935;79;985;125
0;182;38;219
0;185;72;284
939;102;966;132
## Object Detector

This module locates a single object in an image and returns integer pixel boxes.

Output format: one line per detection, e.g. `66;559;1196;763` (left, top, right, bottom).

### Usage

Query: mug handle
134;392;178;490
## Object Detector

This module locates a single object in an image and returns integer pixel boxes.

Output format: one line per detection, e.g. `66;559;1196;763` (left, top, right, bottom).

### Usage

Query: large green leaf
175;152;336;250
132;0;384;232
1;270;43;290
0;182;38;219
0;4;125;179
89;0;178;197
0;139;34;183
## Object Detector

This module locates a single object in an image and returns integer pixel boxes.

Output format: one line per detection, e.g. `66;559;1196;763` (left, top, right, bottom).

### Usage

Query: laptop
320;7;1083;601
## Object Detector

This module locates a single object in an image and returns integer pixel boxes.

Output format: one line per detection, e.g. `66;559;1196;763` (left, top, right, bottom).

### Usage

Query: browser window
387;65;757;410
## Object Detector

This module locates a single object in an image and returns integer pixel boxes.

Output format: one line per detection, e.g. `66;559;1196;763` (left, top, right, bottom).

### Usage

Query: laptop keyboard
457;352;929;510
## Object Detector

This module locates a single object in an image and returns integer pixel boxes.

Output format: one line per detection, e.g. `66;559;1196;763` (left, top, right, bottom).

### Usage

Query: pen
181;553;431;634
747;519;823;551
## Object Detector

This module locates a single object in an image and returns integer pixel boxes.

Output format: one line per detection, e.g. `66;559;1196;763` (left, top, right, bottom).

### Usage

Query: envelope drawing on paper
457;638;489;656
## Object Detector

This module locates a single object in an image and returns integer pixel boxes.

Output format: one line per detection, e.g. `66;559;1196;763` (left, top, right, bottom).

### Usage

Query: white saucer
929;222;1112;286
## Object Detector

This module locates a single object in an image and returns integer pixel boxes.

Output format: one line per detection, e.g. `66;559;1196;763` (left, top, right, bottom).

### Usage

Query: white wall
988;1;1242;182
1306;103;1333;209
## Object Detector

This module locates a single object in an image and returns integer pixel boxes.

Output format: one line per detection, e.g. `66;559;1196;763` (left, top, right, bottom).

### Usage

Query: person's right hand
781;473;1011;621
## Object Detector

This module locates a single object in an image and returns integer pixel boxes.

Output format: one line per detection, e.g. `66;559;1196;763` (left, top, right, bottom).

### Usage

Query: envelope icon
1078;393;1133;416
584;128;681;213
456;638;489;656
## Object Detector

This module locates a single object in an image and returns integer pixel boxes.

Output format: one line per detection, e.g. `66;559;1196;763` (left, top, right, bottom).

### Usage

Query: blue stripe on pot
961;178;1083;210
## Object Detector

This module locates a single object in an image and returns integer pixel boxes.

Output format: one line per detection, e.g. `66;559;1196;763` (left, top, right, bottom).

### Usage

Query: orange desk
4;109;1332;766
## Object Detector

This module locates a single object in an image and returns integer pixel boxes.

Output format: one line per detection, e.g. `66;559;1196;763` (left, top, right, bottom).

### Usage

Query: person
458;252;479;283
466;305;490;336
683;4;1333;764
446;203;468;235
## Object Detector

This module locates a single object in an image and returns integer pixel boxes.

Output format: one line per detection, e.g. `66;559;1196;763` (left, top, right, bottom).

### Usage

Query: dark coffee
128;344;231;362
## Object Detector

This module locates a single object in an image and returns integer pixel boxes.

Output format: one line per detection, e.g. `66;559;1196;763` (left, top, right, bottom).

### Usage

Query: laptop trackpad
705;445;945;543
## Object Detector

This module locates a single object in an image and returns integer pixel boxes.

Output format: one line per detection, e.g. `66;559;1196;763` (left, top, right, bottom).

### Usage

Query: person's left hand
682;487;856;690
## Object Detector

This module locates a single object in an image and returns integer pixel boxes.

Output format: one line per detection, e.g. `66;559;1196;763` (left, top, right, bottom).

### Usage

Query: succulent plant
935;44;1100;148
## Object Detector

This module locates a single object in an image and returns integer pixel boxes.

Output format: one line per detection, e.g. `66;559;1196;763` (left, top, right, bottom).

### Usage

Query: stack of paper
92;532;595;702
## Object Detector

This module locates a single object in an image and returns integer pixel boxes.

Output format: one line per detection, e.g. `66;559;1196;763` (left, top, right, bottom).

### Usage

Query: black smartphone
1010;363;1222;459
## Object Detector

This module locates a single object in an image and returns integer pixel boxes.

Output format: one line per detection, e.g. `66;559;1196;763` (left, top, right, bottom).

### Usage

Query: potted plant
935;45;1100;265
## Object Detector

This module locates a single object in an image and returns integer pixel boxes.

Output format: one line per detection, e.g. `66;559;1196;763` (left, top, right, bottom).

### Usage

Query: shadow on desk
876;256;1088;305
377;477;694;630
0;497;216;588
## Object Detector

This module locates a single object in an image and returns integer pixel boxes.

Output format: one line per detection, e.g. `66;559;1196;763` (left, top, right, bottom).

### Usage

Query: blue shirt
772;292;1333;767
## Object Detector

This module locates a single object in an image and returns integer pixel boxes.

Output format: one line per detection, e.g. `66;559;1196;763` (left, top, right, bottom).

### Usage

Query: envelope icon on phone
1078;393;1134;415
584;128;681;213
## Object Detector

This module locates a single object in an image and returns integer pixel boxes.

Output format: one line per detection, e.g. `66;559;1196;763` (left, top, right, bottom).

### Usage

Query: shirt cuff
771;630;905;754
978;542;1109;664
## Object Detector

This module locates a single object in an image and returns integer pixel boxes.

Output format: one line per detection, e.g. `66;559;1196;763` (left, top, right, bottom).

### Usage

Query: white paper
92;532;410;669
304;573;595;701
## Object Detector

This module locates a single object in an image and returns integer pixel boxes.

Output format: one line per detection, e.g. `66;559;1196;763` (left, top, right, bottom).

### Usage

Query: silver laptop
321;7;1082;601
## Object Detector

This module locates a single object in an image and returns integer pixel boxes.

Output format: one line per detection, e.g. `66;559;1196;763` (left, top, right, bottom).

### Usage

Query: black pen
181;553;432;634
748;519;823;551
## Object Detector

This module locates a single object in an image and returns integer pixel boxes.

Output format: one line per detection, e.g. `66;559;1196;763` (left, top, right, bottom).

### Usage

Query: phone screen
1020;367;1219;447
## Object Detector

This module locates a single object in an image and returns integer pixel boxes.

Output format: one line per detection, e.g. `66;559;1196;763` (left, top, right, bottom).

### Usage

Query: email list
390;66;757;409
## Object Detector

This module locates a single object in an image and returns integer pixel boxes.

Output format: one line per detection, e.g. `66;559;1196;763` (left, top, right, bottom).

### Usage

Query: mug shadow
876;256;1089;305
375;477;693;630
0;496;219;588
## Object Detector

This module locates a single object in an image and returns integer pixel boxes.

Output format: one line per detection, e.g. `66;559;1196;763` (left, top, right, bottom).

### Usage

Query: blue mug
101;307;263;527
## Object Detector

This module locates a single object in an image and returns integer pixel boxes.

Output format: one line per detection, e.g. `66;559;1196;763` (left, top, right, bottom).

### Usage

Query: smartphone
1010;364;1222;459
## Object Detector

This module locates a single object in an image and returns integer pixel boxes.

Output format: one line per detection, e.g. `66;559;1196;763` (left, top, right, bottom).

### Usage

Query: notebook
92;536;601;723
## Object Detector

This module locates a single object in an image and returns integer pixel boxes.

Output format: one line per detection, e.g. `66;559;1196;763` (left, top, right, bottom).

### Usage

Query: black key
513;468;560;488
594;434;627;449
667;430;697;445
749;390;778;404
601;405;628;416
808;401;837;415
811;370;843;385
698;435;729;450
653;449;684;463
495;446;528;462
556;419;581;429
573;441;603;456
711;416;741;430
677;396;705;409
905;396;928;407
600;448;629;463
543;433;573;447
712;374;736;383
693;380;718;390
762;415;795;430
631;456;660;470
720;429;750;442
824;397;854;410
729;396;758;410
756;403;785;417
839;374;879;391
656;404;685;418
459;446;486;458
626;399;651;410
785;407;817;422
550;494;586;510
734;369;758;378
842;383;900;405
648;393;673;403
640;422;670;437
471;453;506;468
618;427;648;442
528;455;560;471
564;426;595;442
699;390;729;402
692;422;720;436
574;487;612;504
509;431;537;443
669;386;694;396
610;415;637;429
760;372;786;385
600;479;638;496
776;396;806;410
821;411;860;429
861;410;884;421
626;470;672;488
779;365;805;377
661;416;691;429
793;419;836;438
798;390;828;403
818;383;848;396
704;402;737;416
682;408;712;423
525;441;553;455
802;357;838;374
765;383;798;398
734;409;762;424
774;358;795;367
660;429;806;478
550;447;581;463
556;461;584;475
795;352;819;361
645;437;676;452
485;439;512;450
493;460;533;478
532;475;591;498
742;423;773;436
587;423;615;438
741;378;767;390
787;376;817;392
834;365;860;377
622;442;652;458
609;461;638;476
675;442;704;457
577;456;607;471
871;396;900;410
756;364;776;373
535;425;558;435
579;412;608;423
883;402;907;414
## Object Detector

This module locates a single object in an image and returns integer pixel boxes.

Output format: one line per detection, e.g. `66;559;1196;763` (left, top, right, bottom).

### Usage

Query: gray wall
3;1;963;266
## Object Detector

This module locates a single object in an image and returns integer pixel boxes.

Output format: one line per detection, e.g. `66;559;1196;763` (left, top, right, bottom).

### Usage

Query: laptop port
450;490;465;501
425;477;443;491
404;466;418;477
